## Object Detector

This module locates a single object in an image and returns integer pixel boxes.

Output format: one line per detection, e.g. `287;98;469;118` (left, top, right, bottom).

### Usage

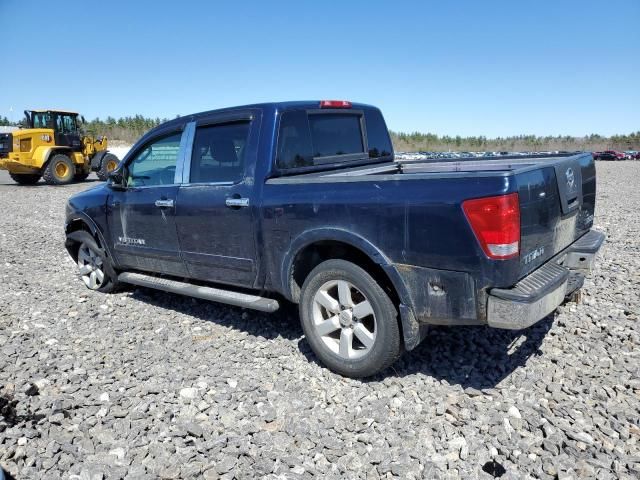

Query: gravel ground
0;163;639;479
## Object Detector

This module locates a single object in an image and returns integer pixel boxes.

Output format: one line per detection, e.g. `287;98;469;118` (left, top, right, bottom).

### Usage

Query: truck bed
264;152;596;291
268;153;582;182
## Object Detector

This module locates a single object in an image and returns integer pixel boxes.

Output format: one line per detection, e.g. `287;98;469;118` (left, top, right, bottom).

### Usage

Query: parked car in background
623;151;638;160
593;150;625;161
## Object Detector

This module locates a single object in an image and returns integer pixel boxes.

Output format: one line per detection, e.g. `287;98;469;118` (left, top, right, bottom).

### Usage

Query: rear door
174;110;260;287
107;127;188;276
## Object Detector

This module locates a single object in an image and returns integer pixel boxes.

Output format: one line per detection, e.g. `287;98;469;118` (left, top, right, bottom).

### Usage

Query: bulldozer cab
24;110;82;150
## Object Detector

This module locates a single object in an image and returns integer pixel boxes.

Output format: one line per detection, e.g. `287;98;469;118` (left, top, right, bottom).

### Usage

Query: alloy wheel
77;243;105;290
311;280;377;360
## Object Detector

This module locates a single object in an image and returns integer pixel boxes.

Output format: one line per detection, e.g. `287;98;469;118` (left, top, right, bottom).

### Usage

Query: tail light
462;193;520;259
319;100;352;109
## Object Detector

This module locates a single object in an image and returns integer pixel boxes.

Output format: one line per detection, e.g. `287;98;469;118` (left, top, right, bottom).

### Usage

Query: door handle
155;199;175;208
225;197;250;208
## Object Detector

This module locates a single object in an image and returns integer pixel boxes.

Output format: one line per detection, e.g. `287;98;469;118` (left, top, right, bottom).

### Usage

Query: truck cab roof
162;100;377;128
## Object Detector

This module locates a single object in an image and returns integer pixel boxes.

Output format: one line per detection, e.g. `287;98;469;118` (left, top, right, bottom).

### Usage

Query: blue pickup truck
64;100;604;377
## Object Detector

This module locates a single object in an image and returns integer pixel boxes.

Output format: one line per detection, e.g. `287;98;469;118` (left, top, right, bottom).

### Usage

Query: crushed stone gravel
0;163;639;479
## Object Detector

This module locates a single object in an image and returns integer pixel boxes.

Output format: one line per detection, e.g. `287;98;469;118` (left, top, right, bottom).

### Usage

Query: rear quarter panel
260;173;522;296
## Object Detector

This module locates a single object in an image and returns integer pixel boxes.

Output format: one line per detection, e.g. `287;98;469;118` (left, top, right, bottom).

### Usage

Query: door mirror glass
108;170;126;189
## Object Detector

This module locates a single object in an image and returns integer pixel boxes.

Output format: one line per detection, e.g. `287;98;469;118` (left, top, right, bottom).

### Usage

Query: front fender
65;212;117;267
32;146;56;168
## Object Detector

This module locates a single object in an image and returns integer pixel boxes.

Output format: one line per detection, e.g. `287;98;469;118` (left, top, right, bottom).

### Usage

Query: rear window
308;114;363;157
277;108;391;171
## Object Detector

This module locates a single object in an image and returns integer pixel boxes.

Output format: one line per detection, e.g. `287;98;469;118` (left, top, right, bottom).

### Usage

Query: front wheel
299;259;401;378
96;153;119;181
72;231;118;293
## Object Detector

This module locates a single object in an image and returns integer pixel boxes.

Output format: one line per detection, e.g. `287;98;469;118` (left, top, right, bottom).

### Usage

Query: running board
118;272;280;313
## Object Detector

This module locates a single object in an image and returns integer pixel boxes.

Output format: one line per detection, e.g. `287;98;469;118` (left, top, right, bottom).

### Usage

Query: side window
58;115;76;133
308;114;364;158
127;132;182;187
276;110;313;169
33;113;50;128
190;121;250;183
364;109;393;159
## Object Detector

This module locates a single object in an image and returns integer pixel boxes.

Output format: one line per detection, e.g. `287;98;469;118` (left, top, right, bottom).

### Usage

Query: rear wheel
97;153;119;181
43;154;74;185
9;173;41;185
299;259;401;378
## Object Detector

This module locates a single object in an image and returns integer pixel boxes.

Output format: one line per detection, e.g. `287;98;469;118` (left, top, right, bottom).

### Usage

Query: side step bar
118;272;280;313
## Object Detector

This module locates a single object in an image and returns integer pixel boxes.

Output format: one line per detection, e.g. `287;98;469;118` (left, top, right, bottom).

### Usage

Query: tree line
1;114;637;151
390;131;640;153
0;114;170;144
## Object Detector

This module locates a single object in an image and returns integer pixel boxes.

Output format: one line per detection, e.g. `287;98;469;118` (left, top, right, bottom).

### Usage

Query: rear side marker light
319;100;352;109
462;192;520;259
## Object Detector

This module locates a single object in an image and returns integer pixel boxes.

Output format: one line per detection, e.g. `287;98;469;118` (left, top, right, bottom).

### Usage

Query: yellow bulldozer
0;109;119;185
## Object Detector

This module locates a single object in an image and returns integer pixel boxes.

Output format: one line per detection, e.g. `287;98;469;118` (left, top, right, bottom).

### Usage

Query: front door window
127;133;182;187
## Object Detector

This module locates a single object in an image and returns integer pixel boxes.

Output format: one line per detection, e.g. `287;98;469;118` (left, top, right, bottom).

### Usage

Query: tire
9;173;41;185
43;153;74;185
74;172;90;182
70;230;118;293
96;153;119;181
299;259;401;378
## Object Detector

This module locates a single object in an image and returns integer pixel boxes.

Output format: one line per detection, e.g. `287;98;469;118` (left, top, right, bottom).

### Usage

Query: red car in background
592;150;625;160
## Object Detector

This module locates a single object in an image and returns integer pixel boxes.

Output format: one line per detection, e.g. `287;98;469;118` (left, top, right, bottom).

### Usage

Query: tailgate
516;153;596;278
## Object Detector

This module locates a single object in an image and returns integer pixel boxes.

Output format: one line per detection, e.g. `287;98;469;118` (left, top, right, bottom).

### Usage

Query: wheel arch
33;146;71;170
282;229;424;349
64;214;114;265
283;230;387;298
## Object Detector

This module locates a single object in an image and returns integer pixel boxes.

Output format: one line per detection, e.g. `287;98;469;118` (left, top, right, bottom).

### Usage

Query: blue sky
2;0;638;137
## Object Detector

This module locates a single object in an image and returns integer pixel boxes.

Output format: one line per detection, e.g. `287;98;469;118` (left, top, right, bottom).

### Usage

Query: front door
54;113;82;151
175;115;259;287
107;129;187;276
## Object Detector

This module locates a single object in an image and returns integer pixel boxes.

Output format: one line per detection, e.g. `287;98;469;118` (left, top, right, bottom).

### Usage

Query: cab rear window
309;114;363;158
276;108;392;171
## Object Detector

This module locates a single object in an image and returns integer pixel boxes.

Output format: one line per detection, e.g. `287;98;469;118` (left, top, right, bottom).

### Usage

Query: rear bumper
487;230;605;329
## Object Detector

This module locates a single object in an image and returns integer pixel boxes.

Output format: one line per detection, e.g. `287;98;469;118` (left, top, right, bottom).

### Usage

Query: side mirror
108;170;126;190
81;116;86;124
